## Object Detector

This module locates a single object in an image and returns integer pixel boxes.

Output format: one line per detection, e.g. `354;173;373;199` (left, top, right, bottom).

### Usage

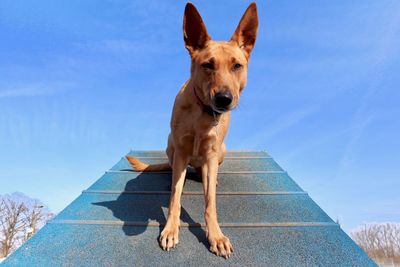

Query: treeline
351;222;400;265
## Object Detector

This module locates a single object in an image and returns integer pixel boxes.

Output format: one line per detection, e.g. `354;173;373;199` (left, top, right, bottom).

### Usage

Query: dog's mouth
211;105;234;114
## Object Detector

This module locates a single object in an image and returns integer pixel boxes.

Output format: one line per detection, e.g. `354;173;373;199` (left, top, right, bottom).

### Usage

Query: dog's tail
125;155;171;172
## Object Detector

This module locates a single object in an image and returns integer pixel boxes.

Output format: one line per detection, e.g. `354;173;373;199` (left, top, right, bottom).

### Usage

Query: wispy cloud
281;127;349;162
337;13;400;169
361;201;400;217
238;105;319;148
85;39;167;55
0;82;74;99
338;114;375;169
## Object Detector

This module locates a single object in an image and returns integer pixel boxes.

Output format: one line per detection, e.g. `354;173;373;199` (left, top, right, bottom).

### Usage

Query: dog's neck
192;86;222;119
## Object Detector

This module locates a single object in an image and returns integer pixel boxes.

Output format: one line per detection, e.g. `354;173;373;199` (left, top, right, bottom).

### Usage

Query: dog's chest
179;131;217;158
189;155;203;168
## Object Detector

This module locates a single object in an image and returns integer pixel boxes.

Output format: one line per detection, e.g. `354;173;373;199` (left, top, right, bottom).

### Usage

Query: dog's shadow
93;170;208;248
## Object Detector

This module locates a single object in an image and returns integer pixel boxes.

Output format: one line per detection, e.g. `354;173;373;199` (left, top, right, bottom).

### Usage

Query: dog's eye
201;62;214;70
233;63;243;71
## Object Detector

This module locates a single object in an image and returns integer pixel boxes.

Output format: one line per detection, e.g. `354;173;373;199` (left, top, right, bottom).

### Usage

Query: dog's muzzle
213;92;233;112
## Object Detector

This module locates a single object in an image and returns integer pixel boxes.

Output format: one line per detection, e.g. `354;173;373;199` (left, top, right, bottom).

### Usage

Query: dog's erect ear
183;3;210;55
230;3;258;59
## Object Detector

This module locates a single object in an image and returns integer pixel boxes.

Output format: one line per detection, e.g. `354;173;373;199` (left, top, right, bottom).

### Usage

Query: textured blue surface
2;151;376;267
2;224;374;267
54;193;332;224
88;172;304;192
110;157;284;172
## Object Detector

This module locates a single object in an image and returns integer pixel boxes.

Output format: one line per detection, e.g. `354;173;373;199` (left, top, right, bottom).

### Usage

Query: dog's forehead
198;41;246;62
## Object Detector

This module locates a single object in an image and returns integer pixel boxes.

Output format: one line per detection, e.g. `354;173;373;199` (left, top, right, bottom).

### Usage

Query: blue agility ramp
2;151;376;266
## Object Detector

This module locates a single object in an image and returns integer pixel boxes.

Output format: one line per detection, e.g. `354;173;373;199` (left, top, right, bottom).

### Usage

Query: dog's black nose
214;92;233;109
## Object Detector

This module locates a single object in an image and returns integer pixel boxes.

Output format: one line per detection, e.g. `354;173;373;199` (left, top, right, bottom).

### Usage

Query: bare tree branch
0;195;53;258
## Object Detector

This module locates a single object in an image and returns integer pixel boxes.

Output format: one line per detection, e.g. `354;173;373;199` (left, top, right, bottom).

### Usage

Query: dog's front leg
202;154;233;258
159;151;188;251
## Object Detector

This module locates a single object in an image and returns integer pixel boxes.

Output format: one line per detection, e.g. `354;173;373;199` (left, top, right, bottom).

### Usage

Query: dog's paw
159;225;180;251
208;234;233;259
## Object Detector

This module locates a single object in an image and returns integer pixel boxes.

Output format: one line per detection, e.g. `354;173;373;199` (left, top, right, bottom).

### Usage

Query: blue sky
0;0;399;233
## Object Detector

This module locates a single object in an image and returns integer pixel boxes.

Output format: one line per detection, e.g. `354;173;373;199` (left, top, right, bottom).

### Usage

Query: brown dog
126;3;258;258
